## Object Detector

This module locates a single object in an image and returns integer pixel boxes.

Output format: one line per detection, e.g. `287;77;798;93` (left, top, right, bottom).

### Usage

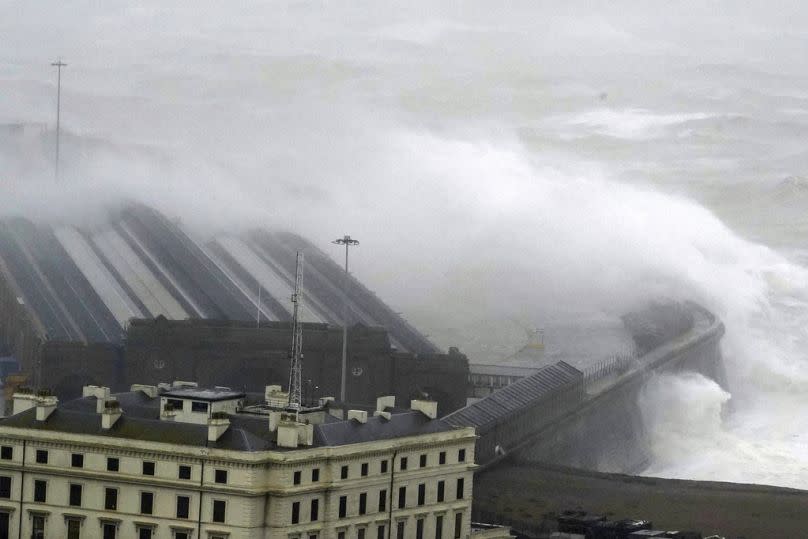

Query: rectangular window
67;519;81;539
338;495;347;518
417;518;425;539
437;480;445;503
177;495;190;519
69;483;82;506
105;487;118;510
293;471;302;485
378;489;387;512
0;446;11;460
291;501;300;524
35;449;47;464
419;454;427;468
191;401;209;413
33;479;46;502
107;457;119;472
456;478;464;500
71;453;84;468
338;533;345;539
175;532;189;539
0;476;9;499
142;461;155;476
358;529;366;539
398;486;406;509
400;457;408;470
454;512;462;539
439;451;446;465
340;465;348;479
377;525;385;539
140;491;154;514
32;516;45;536
178;464;191;479
458;449;466;462
359;492;367;515
310;498;319;521
166;398;184;411
436;515;444;539
380;460;388;473
361;462;369;476
397;521;405;539
214;469;228;484
138;527;153;539
102;522;117;539
212;499;226;523
417;483;425;506
311;468;320;482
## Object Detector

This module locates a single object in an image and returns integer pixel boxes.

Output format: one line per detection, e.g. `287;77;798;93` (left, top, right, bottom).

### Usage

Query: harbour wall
474;305;725;473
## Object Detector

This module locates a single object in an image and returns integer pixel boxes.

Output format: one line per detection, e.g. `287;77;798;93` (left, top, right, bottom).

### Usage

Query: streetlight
51;58;67;181
332;235;359;402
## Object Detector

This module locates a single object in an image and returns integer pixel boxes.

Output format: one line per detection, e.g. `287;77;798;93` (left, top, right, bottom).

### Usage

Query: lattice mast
287;251;304;418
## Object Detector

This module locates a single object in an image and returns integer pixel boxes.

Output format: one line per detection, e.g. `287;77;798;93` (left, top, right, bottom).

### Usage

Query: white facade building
0;384;510;539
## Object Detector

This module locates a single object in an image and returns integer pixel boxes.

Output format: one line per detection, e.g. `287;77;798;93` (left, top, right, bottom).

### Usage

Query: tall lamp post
332;235;359;403
51;58;67;181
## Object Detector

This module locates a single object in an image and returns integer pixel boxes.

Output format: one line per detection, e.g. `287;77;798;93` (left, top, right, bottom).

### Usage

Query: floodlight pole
51;58;67;181
333;235;359;403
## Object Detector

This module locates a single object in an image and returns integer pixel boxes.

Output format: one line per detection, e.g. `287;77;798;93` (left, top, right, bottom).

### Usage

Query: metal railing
582;349;638;387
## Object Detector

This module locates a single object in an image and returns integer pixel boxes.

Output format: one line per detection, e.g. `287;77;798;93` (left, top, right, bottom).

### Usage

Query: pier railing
582;350;638;387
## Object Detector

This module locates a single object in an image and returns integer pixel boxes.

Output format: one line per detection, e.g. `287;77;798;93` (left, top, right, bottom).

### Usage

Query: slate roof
443;360;582;432
162;388;246;402
0;390;457;452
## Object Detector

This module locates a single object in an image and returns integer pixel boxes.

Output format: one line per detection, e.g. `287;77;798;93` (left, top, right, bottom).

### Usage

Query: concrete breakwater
446;303;726;473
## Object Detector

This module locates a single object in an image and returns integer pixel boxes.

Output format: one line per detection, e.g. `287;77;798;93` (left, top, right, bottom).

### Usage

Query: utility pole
51;58;67;181
332;235;359;403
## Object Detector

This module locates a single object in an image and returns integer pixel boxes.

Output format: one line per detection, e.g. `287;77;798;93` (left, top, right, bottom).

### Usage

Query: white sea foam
556;108;715;140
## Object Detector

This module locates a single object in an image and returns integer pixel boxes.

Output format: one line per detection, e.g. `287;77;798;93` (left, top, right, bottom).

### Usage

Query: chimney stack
347;409;368;424
410;399;438;419
208;413;230;442
101;400;122;429
376;395;395;412
12;387;38;415
35;395;58;422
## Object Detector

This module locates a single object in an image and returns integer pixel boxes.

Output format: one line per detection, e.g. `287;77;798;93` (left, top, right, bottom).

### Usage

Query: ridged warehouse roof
444;361;582;431
0;203;438;354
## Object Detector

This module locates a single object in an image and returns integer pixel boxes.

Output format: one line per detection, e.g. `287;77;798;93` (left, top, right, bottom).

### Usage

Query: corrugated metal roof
444;361;582;430
0;203;437;354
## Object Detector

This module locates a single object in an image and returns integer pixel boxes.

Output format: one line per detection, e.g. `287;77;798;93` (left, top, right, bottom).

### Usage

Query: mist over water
3;1;808;487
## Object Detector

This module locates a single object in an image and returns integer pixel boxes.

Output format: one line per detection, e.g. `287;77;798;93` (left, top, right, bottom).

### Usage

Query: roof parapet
411;399;438;419
348;409;368;424
208;412;230;442
35;396;58;422
101;400;122;429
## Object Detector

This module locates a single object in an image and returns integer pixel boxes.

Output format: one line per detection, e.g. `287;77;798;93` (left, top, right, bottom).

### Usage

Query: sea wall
513;307;725;473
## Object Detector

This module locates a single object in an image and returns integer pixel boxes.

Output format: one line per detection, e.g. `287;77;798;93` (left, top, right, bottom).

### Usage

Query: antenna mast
287;251;304;418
